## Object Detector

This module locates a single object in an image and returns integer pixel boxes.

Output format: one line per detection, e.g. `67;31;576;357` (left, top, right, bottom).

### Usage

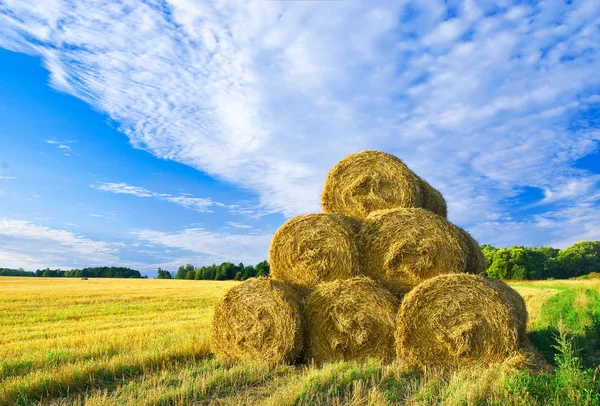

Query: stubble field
1;277;599;405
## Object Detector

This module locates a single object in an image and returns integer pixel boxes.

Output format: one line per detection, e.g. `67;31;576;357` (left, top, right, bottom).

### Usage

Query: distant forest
0;267;144;278
2;241;599;281
158;261;270;281
481;241;600;280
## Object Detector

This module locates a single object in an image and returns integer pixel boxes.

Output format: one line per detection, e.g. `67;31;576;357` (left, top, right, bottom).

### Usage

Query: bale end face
396;274;529;369
305;277;399;364
210;278;304;366
360;208;469;292
269;213;364;288
321;150;425;219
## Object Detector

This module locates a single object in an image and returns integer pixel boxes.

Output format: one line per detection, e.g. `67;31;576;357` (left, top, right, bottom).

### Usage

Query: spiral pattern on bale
210;278;303;365
360;208;473;294
395;274;529;369
321;150;447;219
269;213;364;288
305;277;399;364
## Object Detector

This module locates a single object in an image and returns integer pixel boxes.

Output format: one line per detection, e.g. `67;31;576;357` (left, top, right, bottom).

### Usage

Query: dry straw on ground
395;274;529;369
269;213;363;288
359;207;474;294
305;277;399;364
321;150;447;219
210;278;303;366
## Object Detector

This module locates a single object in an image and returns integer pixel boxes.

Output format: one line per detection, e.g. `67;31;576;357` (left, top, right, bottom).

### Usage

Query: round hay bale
322;150;446;219
210;278;303;365
395;274;529;369
360;208;471;294
420;179;447;218
305;277;399;364
457;227;487;275
269;213;363;288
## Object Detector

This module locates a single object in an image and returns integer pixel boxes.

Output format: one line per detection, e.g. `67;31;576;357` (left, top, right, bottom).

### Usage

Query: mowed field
1;277;599;405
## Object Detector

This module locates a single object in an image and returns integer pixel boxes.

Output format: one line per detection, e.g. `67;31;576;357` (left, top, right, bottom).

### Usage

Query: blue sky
0;0;599;276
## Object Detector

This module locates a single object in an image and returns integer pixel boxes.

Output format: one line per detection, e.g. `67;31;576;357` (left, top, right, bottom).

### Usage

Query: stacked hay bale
210;150;532;369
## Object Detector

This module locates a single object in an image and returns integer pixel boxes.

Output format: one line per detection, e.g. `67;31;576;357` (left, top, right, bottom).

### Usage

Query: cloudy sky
0;0;599;276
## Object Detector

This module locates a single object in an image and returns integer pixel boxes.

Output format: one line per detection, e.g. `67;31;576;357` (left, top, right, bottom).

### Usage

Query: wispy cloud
92;182;155;198
91;182;216;213
2;1;600;248
45;139;76;156
0;218;139;270
0;168;17;179
227;221;253;229
132;227;271;266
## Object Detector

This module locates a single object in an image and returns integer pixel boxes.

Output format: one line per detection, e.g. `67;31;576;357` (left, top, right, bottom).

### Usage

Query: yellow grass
1;277;598;405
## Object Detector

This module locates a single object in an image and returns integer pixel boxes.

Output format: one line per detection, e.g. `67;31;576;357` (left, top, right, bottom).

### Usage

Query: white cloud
0;218;140;270
2;1;600;248
45;139;76;155
92;182;155;198
0;168;17;179
540;176;600;205
227;221;253;229
91;182;216;213
473;201;600;249
132;227;271;266
162;196;214;212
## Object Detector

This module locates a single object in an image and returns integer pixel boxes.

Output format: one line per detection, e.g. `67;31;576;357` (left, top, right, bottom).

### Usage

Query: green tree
255;261;270;277
157;268;172;279
242;265;256;280
486;248;511;279
175;265;187;279
556;241;600;278
202;265;216;280
215;267;227;281
480;244;498;268
185;270;196;280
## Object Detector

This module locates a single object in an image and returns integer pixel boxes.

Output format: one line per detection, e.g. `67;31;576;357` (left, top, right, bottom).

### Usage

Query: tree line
482;241;600;280
0;266;144;278
157;261;270;280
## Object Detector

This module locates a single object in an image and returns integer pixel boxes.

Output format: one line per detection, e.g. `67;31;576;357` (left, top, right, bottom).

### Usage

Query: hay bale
359;208;473;294
420;179;447;218
269;213;364;288
305;277;399;364
395;274;529;369
457;227;487;275
210;278;303;365
321;150;446;219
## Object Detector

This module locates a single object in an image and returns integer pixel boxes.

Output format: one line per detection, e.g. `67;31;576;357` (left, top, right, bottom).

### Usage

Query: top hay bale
321;150;447;219
269;213;364;288
395;274;529;369
210;278;303;366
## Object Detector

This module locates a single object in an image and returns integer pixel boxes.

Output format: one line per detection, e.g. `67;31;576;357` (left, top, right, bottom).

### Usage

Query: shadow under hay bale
269;213;364;288
210;278;303;366
305;277;399;364
396;274;530;369
359;208;474;294
321;150;447;219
